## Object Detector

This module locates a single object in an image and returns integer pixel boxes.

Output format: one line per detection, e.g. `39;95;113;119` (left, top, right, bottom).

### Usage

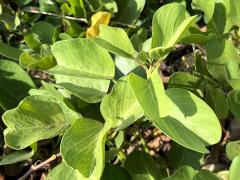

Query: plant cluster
0;0;240;179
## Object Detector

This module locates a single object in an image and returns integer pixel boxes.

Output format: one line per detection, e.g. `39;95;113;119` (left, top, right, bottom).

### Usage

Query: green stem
117;150;126;164
138;128;150;154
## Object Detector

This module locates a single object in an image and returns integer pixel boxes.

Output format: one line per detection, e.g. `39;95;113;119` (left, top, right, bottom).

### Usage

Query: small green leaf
151;3;197;59
168;72;203;93
61;0;86;18
19;52;56;70
229;155;240;180
226;141;240;160
125;151;164;180
32;21;59;44
191;0;215;22
206;39;240;83
0;42;22;61
102;163;132;180
167;142;203;169
3;95;71;150
207;2;226;38
92;25;137;59
101;76;143;130
0;150;34;166
205;86;228;119
163;166;196;180
61;118;112;179
24;33;42;53
227;90;240;122
0;60;35;110
224;0;240;31
114;0;145;24
39;0;58;13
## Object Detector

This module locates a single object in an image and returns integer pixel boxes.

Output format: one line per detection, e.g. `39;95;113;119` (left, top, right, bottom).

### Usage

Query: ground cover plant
0;0;240;179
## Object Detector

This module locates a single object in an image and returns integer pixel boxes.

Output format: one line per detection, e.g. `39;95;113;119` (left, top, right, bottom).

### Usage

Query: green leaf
0;5;20;30
227;90;240;122
19;52;56;70
24;33;42;53
151;3;197;59
29;82;80;121
226;141;240;160
167;142;203;170
39;0;58;13
92;25;137;59
207;2;226;38
163;166;196;180
0;60;35;110
115;55;146;79
102;163;132;180
205;86;228;119
49;38;114;103
55;75;110;103
168;72;203;93
50;38;114;79
0;150;34;166
193;170;221;180
230;155;240;180
60;118;112;179
0;42;22;61
46;162;82;180
31;21;59;44
86;0;102;11
129;69;169;120
61;0;86;18
206;39;240;83
3;95;72;150
101;76;143;130
191;0;215;22
114;0;145;24
224;0;240;31
124;151;164;180
155;88;221;153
